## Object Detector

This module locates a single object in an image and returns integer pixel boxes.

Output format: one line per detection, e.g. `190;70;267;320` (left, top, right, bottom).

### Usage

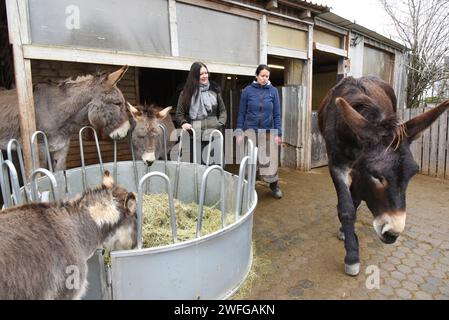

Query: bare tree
380;0;449;107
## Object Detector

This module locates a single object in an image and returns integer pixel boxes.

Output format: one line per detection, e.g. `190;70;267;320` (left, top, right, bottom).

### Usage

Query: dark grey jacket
175;81;227;130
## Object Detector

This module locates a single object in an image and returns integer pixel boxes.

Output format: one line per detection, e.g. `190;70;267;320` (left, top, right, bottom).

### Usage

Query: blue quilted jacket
236;81;282;136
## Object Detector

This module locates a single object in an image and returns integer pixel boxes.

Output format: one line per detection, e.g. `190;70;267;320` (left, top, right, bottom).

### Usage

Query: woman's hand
236;135;244;144
275;136;282;145
182;123;192;130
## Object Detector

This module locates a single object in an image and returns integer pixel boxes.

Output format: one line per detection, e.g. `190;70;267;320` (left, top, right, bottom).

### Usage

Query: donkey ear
127;102;143;121
335;97;375;141
104;65;129;88
157;106;172;119
125;193;137;214
404;99;449;141
102;170;114;188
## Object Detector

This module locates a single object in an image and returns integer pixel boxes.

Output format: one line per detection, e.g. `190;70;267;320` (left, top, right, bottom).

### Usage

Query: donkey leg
338;192;361;241
329;166;360;276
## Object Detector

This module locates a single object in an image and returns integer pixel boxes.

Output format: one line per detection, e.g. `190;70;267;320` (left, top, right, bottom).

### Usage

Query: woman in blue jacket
236;64;282;199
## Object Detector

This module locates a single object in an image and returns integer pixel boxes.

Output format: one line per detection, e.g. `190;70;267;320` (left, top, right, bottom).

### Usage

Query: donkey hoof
337;230;345;241
345;263;360;276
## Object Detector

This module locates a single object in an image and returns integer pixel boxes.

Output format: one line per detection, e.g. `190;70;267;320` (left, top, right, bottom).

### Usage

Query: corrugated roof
278;0;330;14
317;11;407;51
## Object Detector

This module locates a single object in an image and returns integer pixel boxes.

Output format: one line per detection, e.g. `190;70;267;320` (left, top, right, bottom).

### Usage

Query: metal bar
0;152;12;208
129;132;139;191
79;126;103;192
197;165;226;237
158;123;168;174
30;131;53;172
113;139;118;183
174;128;198;200
206;129;224;167
250;147;258;209
30;168;58;202
137;172;176;249
235;155;249;221
7;138;29;202
245;139;254;210
1;160;22;206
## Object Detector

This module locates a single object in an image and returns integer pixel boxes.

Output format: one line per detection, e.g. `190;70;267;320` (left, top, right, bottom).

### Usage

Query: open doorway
312;49;340;110
0;0;14;89
311;49;341;168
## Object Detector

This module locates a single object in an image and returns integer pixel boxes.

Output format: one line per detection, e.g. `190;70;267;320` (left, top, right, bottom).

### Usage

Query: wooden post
6;0;38;177
301;24;314;171
259;15;268;65
168;0;179;57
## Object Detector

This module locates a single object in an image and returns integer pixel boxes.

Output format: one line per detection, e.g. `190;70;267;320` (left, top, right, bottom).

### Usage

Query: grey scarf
189;82;217;120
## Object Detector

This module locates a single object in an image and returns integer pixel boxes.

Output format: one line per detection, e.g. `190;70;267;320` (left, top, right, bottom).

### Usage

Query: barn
1;0;410;174
3;0;448;301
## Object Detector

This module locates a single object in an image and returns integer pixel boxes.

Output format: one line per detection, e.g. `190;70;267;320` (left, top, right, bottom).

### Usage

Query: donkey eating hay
0;170;137;300
0;65;131;171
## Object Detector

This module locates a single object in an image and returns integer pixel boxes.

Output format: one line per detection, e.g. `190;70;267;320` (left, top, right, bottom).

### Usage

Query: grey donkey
127;102;175;165
0;170;137;299
0;65;131;171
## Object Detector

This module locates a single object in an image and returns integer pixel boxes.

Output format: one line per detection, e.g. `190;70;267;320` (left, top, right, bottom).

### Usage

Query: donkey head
336;97;449;244
86;65;131;140
127;102;172;166
100;170;138;251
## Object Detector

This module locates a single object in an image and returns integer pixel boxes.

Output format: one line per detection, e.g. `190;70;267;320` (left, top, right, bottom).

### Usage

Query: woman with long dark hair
175;62;227;164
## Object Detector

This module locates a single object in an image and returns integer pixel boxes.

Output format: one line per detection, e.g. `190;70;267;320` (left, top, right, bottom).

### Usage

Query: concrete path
233;167;449;300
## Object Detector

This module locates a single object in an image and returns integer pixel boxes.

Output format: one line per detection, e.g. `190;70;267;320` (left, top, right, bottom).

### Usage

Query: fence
400;107;449;179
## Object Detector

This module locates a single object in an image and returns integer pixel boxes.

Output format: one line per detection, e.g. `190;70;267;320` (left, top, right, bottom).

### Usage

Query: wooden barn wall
30;60;137;169
280;85;307;169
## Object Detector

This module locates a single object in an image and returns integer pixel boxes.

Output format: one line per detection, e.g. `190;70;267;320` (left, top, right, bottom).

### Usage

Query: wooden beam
302;24;313;171
267;46;308;60
313;42;348;57
23;44;257;76
259;15;268;65
6;0;38;177
176;0;262;20
168;0;179;56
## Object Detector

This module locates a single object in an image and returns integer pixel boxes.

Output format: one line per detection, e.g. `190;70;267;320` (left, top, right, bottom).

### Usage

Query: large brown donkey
0;65;131;171
0;171;137;299
318;76;449;276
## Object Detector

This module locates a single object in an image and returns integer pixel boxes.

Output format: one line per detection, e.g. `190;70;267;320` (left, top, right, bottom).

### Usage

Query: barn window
176;3;258;65
363;45;395;84
28;0;171;55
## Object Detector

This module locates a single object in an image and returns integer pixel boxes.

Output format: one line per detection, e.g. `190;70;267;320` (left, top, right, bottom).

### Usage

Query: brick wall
30;60;137;169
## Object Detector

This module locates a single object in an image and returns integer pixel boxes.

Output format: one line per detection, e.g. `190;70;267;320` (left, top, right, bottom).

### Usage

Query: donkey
0;65;131;171
318;76;449;276
127;102;175;165
0;170;137;300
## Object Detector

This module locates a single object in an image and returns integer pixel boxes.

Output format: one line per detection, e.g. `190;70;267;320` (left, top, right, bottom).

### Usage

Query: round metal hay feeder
1;127;258;300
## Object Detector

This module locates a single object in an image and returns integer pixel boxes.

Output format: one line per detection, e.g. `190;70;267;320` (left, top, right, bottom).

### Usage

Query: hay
104;193;235;265
141;193;235;248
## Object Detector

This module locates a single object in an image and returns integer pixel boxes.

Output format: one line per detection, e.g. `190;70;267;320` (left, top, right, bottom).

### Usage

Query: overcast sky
315;0;399;40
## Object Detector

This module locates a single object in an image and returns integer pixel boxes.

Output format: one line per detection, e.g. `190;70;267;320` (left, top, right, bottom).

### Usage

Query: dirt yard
233;166;449;300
